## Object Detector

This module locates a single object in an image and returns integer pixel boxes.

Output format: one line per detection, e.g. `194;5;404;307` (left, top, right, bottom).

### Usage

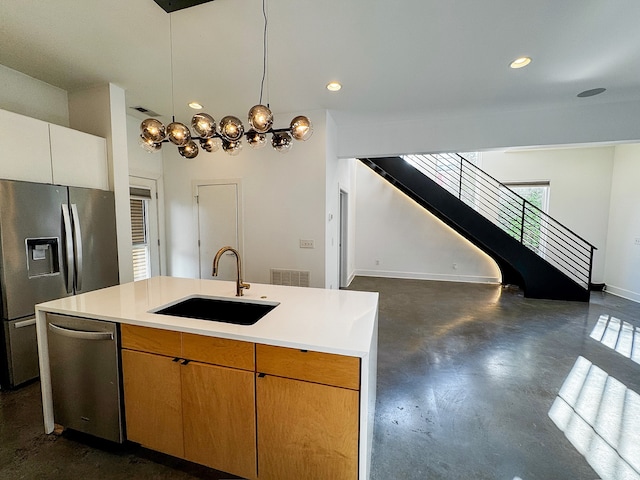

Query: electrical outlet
299;239;314;249
375;259;380;265
453;263;458;270
635;237;640;246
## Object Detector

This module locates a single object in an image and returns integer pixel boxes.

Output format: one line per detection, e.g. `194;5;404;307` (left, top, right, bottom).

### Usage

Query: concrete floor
1;277;639;479
351;277;640;480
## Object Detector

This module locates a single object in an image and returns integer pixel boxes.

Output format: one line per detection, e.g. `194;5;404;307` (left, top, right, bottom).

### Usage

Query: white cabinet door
0;109;53;183
50;124;109;190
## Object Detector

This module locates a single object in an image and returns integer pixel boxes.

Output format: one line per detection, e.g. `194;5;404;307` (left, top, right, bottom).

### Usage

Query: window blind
130;198;147;245
132;246;150;281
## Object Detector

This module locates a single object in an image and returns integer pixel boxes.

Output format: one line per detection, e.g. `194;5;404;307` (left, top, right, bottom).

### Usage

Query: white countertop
35;276;379;357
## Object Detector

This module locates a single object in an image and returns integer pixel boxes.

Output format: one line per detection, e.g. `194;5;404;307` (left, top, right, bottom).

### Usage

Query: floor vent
270;269;310;287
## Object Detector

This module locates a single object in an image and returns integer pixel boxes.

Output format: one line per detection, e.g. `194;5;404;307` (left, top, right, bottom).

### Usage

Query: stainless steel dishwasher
46;313;124;443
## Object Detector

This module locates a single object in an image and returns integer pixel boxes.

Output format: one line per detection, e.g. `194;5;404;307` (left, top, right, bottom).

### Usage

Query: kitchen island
35;276;378;480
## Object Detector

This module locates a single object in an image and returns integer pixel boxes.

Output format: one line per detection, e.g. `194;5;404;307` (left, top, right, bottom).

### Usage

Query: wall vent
270;269;310;287
130;106;161;117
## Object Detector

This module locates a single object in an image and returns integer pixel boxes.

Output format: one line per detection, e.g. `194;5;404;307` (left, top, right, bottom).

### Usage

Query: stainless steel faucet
212;246;250;296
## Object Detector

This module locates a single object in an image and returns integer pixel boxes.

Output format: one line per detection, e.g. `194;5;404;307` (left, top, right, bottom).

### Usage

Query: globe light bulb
290;116;313;141
191;113;216;138
222;139;243;156
219;116;244;142
178;140;199;158
246;130;267;149
140;118;166;143
248;105;273;133
200;137;221;153
167;122;191;146
271;132;292;153
139;135;162;153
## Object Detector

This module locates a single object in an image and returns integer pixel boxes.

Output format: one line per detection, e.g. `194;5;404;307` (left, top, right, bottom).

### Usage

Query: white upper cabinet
0;108;109;190
0;109;53;184
50;124;109;190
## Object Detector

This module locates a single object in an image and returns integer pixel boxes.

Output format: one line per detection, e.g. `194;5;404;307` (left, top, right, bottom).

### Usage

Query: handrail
402;153;596;289
460;154;596;249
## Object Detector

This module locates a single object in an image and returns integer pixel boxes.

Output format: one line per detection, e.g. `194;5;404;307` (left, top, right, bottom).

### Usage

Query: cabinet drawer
256;344;360;390
182;333;254;371
121;324;181;357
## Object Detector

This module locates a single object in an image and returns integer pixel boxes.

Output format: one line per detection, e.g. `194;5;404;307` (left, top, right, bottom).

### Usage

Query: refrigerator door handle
48;323;114;341
61;204;74;294
71;204;83;292
14;318;36;329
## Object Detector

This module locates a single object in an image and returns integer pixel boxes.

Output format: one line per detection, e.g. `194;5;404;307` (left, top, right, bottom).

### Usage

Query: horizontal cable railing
403;153;596;289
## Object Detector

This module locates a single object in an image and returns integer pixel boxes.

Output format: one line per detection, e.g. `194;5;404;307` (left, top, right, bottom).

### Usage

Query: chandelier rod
169;13;176;122
138;0;313;157
155;126;294;145
259;0;268;107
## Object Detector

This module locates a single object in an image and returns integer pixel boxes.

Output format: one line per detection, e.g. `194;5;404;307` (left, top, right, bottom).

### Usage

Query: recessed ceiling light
188;102;203;109
510;57;532;69
326;82;342;92
577;87;606;98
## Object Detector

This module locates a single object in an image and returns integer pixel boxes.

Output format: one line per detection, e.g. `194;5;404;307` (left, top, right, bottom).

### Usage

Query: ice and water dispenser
25;238;60;278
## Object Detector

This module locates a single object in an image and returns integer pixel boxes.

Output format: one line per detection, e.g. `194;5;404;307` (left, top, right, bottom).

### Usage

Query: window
130;187;152;281
498;182;550;256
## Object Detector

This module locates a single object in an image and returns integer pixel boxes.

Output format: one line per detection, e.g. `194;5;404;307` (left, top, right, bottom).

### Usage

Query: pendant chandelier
139;0;312;158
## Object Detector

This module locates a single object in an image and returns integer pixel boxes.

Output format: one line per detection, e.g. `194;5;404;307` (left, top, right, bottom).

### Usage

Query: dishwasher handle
48;323;114;341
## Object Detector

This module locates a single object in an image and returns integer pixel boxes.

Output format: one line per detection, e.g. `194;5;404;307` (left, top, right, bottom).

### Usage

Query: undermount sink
153;296;279;325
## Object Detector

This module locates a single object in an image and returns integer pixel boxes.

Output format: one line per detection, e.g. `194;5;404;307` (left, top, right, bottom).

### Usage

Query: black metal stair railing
403;153;597;290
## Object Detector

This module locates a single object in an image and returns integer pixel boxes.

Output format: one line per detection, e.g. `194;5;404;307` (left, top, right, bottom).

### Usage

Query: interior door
197;183;239;281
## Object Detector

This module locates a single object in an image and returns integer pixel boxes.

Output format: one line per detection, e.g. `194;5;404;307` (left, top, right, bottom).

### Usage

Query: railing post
588;246;595;288
458;156;463;199
520;200;526;244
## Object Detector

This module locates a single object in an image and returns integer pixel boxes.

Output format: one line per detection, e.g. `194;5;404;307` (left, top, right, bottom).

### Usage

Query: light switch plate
300;239;314;249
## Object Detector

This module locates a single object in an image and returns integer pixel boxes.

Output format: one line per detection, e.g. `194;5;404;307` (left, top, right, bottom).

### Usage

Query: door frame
193;179;244;280
339;189;349;288
129;174;165;277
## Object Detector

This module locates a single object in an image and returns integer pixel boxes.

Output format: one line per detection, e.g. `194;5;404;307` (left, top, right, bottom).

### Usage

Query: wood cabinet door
256;374;360;480
121;349;184;458
181;362;257;480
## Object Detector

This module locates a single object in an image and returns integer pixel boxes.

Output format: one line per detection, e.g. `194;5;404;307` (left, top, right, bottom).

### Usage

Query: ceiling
2;0;640;131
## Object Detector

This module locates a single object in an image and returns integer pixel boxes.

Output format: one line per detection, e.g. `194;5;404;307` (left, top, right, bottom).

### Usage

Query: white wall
337;99;640;159
127;114;167;276
324;111;343;289
354;161;501;284
604;145;640;302
0;64;69;126
339;158;358;286
481;147;615;284
162;110;328;288
323;115;358;289
68;84;134;283
127;115;165;178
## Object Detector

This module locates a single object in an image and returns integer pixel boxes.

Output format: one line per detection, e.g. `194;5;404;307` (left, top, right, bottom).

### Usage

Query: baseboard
602;284;640;304
354;269;500;285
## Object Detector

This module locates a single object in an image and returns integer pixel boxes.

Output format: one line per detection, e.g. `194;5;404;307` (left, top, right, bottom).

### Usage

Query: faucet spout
212;246;250;297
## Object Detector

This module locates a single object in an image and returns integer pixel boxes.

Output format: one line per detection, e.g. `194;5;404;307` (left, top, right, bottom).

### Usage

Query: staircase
359;154;596;301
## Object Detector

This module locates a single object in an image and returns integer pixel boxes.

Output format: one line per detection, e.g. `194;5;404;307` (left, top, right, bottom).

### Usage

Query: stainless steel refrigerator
0;179;119;389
